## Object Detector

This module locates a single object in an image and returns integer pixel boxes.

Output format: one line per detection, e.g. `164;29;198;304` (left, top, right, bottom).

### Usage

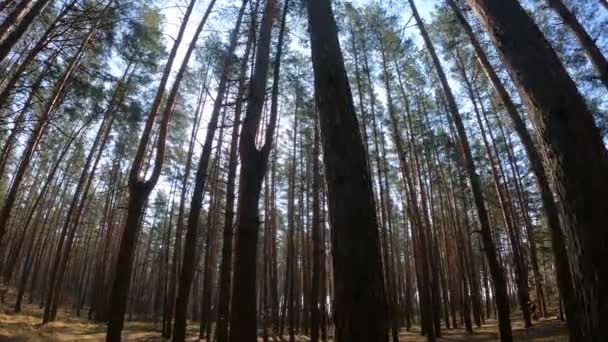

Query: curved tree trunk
105;0;202;339
228;0;282;339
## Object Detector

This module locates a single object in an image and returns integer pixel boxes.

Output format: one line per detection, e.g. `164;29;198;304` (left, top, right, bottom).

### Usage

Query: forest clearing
0;0;606;341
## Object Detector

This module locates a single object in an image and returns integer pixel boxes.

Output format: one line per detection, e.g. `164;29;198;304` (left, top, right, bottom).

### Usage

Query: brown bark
466;0;608;339
199;105;228;341
214;5;257;341
307;0;388;341
310;117;321;342
105;0;203;338
228;0;282;338
0;0;34;46
0;0;16;13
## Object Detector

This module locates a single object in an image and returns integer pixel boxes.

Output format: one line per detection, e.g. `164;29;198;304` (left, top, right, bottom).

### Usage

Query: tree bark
214;5;257;341
106;0;203;339
307;1;388;341
228;0;281;339
310;117;321;342
169;2;246;341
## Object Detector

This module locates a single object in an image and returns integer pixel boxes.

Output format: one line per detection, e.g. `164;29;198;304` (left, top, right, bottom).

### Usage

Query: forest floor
0;289;567;341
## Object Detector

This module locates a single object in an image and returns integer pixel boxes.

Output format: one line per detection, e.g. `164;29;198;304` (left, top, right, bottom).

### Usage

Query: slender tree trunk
106;0;204;338
214;5;257;341
310;117;321;342
0;0;34;48
163;62;210;340
169;3;246;342
0;0;16;14
454;50;532;328
199;106;228;341
229;0;282;339
545;0;608;90
0;3;101;251
0;0;77;110
307;1;388;341
0;0;53;63
286;88;299;342
407;1;512;340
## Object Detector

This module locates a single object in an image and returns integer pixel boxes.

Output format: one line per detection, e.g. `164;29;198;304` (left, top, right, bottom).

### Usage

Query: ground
0;289;567;341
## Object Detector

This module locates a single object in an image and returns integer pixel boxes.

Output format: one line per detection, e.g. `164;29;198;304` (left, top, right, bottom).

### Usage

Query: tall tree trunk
105;0;205;338
229;0;282;339
214;5;257;341
407;0;512;340
466;0;608;340
307;1;388;341
163;63;210;340
310;117;321;342
286;87;299;342
199;106;228;341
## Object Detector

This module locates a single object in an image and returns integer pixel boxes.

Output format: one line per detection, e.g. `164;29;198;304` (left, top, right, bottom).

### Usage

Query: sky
159;0;436;76
146;0;607;203
142;0;438;204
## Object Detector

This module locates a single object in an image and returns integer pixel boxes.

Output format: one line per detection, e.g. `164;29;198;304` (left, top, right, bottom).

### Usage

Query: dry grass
0;289;567;341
